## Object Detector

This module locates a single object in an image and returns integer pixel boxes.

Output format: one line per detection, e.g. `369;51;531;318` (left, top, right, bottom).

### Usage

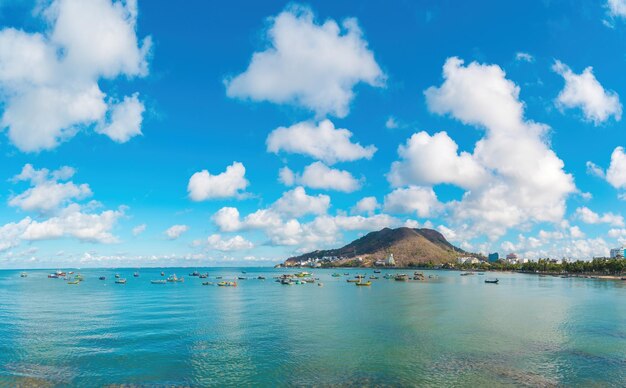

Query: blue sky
1;0;626;268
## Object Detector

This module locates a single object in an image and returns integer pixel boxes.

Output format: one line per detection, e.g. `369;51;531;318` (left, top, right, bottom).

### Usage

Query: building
488;252;499;262
610;246;625;259
385;253;395;266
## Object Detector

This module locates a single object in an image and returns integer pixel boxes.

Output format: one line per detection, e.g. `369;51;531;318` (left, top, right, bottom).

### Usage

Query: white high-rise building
610;246;625;258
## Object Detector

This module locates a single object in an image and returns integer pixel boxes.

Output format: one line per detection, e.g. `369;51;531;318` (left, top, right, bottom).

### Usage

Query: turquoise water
0;268;625;386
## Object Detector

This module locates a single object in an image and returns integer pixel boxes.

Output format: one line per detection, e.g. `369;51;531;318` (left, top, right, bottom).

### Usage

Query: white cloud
225;5;384;117
351;196;379;215
575;206;624;227
388;131;487;189
282;162;361;192
383;186;441;218
132;223;146;236
271;186;330;217
21;203;125;243
187;162;249;201
385;116;399;129
0;218;32;252
96;93;144;143
421;57;576;238
266;119;376;164
278;166;296;186
0;0;151;152
552;60;621;125
607;0;626;18
515;52;534;62
606;146;626;189
586;160;606;178
9;164;92;213
207;234;253;251
212;207;242;232
164;224;189;240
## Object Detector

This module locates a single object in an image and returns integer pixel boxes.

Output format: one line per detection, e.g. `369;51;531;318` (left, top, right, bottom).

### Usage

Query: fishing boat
295;272;311;278
370;275;379;280
133;272;139;278
394;274;409;281
257;276;266;280
199;273;209;279
99;276;106;280
202;282;213;286
280;278;293;285
151;280;166;284
115;278;127;284
484;278;499;284
189;271;200;277
346;279;360;283
356;281;372;286
383;274;394;279
218;281;237;287
20;272;27;278
166;274;179;282
160;272;165;276
331;273;341;277
67;280;80;285
115;274;120;278
48;274;58;278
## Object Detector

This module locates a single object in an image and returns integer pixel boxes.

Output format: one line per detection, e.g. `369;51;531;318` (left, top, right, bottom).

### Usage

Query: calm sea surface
0;268;625;387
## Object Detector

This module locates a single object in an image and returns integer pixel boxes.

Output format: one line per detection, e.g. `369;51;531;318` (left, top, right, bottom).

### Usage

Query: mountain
284;227;470;267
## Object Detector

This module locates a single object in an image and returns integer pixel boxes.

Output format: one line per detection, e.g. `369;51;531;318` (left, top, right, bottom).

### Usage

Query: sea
0;268;624;386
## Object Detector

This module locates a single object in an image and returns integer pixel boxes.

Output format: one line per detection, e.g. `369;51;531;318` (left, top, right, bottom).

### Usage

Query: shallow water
0;268;624;386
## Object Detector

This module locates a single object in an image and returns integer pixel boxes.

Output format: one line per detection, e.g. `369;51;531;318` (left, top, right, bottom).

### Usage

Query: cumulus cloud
575;206;624;227
9;164;92;214
207;234;253;251
383;186;441;218
20;203;125;243
266;119;376;164
420;57;575;238
552;60;621;125
351;196;379;215
279;162;361;192
225;5;384;117
388;131;487;189
606;146;626;189
0;0;151;152
607;0;626;18
271;186;330;217
96;93;145;143
164;224;189;240
187;162;249;201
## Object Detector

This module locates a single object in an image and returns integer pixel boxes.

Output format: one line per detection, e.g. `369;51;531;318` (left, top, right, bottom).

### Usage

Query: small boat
394;274;409;281
151;280;166;284
356;281;372;286
346;279;360;283
161;272;165;276
257;276;266;280
484;279;499;284
20;272;27;278
317;282;323;287
133;272;139;278
115;274;120;278
241;271;246;274
369;275;378;280
199;273;208;279
115;278;127;284
202;282;213;286
218;281;237;287
621;277;626;281
67;280;80;285
332;273;341;277
460;272;474;276
48;274;58;278
237;276;247;280
189;271;200;277
373;270;381;273
99;276;106;280
215;276;223;279
343;273;349;276
295;272;311;278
